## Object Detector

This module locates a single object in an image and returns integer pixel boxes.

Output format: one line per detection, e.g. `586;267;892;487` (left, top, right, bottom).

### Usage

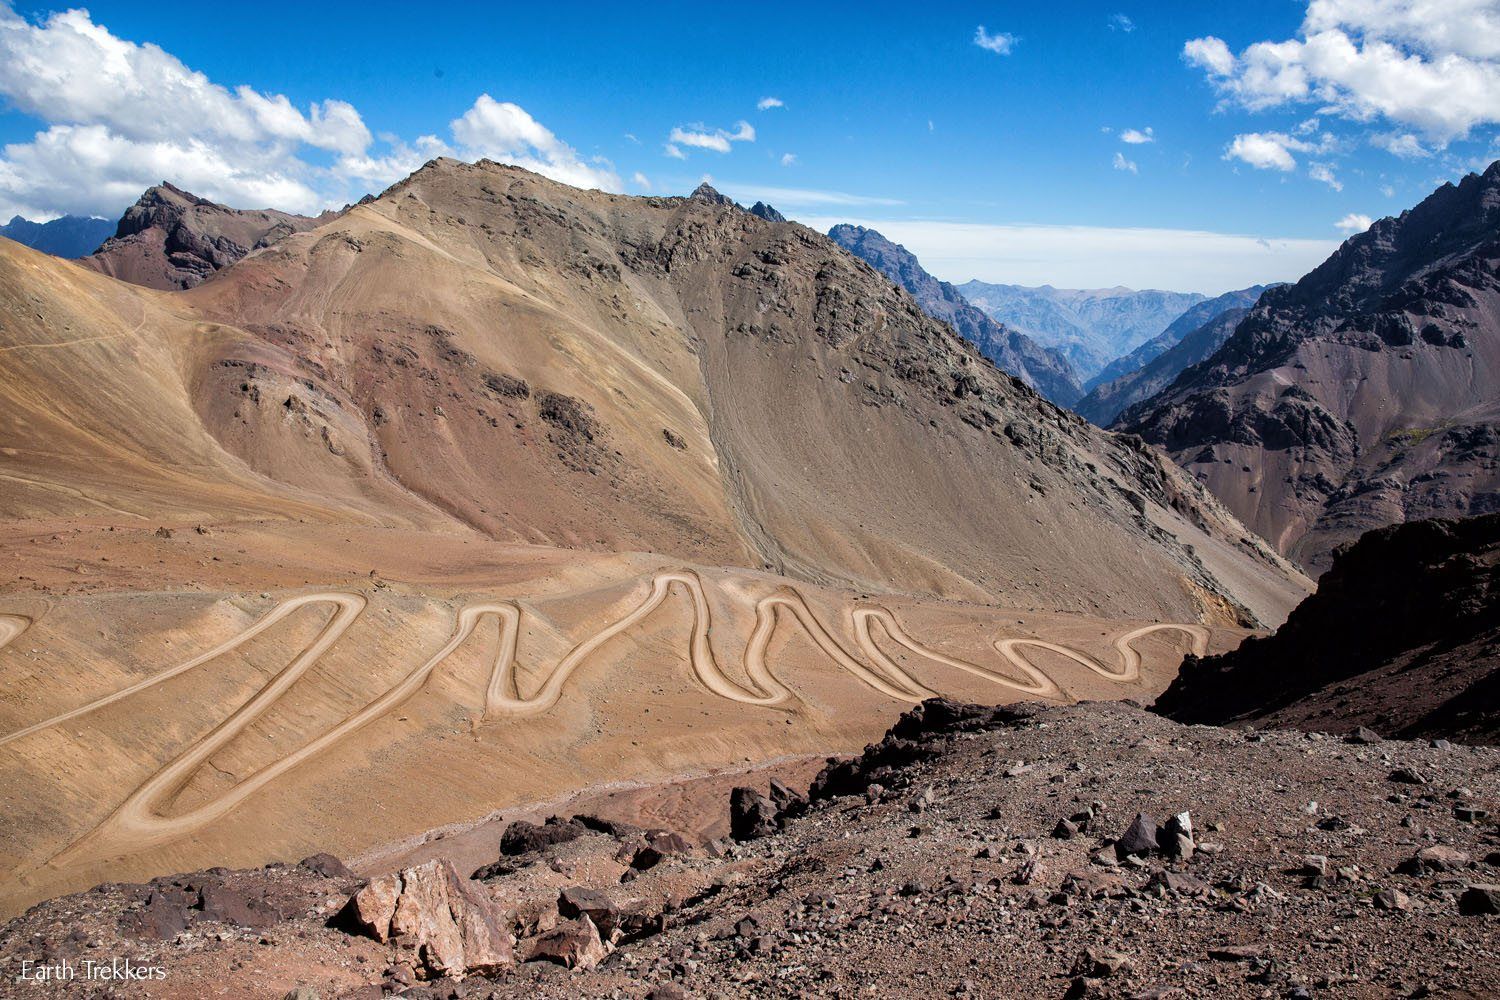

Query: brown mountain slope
0;160;1308;914
80;183;338;290
178;158;1305;620
1120;162;1500;573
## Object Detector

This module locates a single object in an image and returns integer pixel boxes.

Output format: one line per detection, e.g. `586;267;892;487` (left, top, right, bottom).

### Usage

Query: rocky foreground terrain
4;698;1496;999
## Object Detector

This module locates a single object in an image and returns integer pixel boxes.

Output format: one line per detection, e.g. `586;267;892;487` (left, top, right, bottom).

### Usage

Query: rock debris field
2;698;1497;998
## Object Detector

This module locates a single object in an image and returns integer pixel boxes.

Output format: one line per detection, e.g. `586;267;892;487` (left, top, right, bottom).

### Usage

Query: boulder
1115;813;1159;858
500;817;587;856
340;860;512;978
1459;884;1500;916
729;787;779;842
558;886;622;941
525;915;608;970
298;853;355;879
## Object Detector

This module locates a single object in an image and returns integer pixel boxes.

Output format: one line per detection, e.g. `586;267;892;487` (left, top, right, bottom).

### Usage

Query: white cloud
1120;127;1155;144
451;95;619;191
794;215;1339;293
757;97;784;111
663;143;686;160
1183;1;1500;144
714;183;903;207
631;171;651;190
1335;211;1373;233
1110;13;1136;33
1112;152;1139;173
1225;131;1308;171
1372;131;1429;157
1308;161;1343;189
974;26;1017;55
0;4;619;219
1380;182;1396;196
780;152;797;166
665;121;755;155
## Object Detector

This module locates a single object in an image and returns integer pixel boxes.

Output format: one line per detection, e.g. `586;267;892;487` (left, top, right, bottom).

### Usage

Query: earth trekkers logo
16;957;167;983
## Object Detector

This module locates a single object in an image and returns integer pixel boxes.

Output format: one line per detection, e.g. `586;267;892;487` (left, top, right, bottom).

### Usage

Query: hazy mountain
0;213;114;258
1078;304;1257;426
956;281;1207;381
81;182;339;290
827;224;1083;406
1119;161;1500;573
1088;285;1272;392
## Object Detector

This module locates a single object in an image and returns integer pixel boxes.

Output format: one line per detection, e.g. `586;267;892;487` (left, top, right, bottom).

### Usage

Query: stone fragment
340;860;512;978
1115;813;1159;858
729;787;779;842
525;915;608;970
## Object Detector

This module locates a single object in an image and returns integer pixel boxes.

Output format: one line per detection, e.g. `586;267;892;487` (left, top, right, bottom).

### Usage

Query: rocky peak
689;182;737;207
748;201;786;223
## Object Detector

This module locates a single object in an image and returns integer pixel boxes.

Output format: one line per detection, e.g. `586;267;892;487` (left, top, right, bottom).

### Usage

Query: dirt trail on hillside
1;571;1207;869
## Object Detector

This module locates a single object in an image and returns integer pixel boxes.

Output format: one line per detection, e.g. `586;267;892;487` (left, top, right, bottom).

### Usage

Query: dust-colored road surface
1;570;1210;871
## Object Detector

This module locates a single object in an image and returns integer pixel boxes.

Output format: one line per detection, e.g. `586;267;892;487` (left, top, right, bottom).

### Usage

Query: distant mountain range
1119;160;1500;573
827;224;1083;406
0;214;113;258
956;281;1208;382
1076;285;1271;425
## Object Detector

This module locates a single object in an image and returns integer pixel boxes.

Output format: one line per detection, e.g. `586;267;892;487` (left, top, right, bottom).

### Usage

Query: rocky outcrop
1120;162;1500;573
747;201;786;223
1155;513;1500;744
81;183;336;290
828;224;1084;406
341;859;514;978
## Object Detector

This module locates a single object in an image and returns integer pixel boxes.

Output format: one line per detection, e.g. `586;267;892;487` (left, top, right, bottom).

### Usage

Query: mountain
1119;162;1500;573
0;160;1308;913
1078;306;1253;426
81;182;339;290
0;213;114;258
956;281;1207;381
1087;285;1272;393
748;201;786;223
827;224;1084;406
1155;514;1500;745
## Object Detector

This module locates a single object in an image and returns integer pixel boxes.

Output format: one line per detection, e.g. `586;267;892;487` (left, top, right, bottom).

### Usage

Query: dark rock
729;787;779;842
298;853;355;879
1459;884;1500;915
525;915;608;970
558;886;621;941
500;817;587;856
1115;813;1159;858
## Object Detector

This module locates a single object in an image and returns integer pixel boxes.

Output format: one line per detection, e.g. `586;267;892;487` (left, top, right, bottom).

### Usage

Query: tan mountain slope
181;157;1305;622
0;160;1308;915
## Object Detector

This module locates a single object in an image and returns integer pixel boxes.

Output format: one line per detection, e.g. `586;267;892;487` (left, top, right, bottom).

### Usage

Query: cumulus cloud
780;152;797;166
1335;211;1373;232
1183;0;1500;144
451;96;619;190
1308;161;1343;189
1120;127;1155;144
1112;152;1139;173
757;97;784;111
665;121;755;156
631;171;651;190
1372;131;1430;157
974;26;1017;55
0;4;618;219
1225;131;1328;171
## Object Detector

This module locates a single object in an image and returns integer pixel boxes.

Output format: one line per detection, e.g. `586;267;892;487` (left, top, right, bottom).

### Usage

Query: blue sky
1;1;1497;292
